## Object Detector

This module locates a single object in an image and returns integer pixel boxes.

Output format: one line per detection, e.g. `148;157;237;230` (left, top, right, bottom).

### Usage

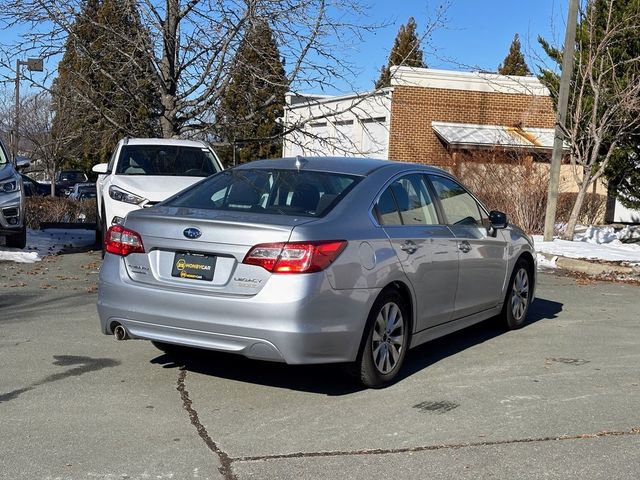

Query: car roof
234;156;448;177
123;138;208;148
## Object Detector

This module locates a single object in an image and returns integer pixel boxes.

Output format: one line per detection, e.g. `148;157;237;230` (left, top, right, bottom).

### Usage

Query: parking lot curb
538;252;638;276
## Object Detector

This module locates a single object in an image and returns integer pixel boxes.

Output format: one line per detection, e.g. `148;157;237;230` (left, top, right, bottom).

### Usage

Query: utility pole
543;0;580;241
11;57;44;164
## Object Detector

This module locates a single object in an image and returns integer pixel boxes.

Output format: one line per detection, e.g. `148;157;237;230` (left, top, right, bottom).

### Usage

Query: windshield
116;145;220;177
166;169;361;217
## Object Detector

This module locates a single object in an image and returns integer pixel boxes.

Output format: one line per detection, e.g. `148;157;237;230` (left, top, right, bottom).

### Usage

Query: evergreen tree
52;0;160;172
498;33;531;76
215;20;288;165
604;139;640;210
376;17;427;88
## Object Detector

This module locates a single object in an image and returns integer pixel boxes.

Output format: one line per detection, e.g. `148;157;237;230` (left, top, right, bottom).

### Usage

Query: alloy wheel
510;268;529;321
371;302;405;374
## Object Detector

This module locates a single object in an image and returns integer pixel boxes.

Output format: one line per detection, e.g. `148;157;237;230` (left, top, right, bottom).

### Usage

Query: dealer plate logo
183;227;202;239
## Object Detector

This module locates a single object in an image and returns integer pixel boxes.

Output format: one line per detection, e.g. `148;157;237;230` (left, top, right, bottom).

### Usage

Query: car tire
6;224;27;249
353;289;410;388
500;259;532;330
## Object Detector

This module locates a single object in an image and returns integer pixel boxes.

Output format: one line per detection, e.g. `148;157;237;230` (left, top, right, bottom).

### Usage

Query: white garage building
282;89;392;159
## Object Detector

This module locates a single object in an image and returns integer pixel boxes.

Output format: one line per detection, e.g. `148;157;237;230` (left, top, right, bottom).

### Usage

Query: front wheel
500;260;532;330
353;290;410;388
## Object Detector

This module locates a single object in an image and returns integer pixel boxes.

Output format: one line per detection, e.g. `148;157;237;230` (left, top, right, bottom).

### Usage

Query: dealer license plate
171;252;216;281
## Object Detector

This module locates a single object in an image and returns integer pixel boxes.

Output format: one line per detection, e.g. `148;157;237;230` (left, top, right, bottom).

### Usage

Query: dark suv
56;170;88;196
0;140;29;248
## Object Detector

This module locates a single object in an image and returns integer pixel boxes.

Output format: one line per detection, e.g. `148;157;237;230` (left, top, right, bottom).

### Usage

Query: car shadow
150;297;563;396
399;297;563;381
151;350;365;395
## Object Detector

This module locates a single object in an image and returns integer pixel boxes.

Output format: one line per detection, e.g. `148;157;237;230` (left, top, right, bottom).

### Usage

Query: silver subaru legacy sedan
97;157;536;388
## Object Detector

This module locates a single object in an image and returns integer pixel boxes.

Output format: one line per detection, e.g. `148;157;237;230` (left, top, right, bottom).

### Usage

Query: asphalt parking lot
1;251;639;479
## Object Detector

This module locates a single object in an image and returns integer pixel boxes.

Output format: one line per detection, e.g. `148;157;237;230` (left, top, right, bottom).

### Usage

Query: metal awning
432;121;557;150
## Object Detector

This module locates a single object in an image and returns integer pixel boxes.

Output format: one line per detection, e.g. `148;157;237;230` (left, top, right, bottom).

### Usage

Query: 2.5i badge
171;252;216;281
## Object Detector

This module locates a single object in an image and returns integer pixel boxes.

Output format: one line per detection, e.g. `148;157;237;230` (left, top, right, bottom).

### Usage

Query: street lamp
11;57;44;163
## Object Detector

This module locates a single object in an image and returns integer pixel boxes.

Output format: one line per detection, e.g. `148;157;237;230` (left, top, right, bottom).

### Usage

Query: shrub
26;197;97;229
458;160;550;234
556;192;607;227
456;154;607;234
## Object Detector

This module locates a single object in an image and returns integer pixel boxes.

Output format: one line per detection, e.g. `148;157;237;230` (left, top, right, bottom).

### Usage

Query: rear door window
375;188;402;225
375;174;438;226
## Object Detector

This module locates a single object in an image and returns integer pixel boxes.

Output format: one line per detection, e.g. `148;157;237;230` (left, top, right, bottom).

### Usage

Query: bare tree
541;0;640;239
17;92;75;195
280;2;450;158
0;86;12;148
0;0;379;140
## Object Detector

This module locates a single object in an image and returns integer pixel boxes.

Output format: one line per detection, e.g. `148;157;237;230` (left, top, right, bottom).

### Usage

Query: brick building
282;66;601;194
284;66;554;160
387;67;555;169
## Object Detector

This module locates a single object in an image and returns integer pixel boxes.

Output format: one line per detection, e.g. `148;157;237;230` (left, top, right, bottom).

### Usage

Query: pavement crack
233;427;640;463
177;368;237;480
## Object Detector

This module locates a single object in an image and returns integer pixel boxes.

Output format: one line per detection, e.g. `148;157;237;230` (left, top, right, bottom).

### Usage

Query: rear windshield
58;172;87;182
165;169;361;217
116;145;220;177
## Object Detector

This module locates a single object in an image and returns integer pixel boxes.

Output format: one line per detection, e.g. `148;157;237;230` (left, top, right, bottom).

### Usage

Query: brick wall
388;86;556;167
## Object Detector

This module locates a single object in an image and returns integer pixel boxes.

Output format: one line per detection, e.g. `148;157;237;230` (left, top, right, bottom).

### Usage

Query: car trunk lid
120;206;316;296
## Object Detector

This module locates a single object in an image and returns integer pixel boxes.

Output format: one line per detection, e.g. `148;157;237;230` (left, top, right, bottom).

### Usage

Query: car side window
375;188;402;225
375;174;438;226
429;175;483;226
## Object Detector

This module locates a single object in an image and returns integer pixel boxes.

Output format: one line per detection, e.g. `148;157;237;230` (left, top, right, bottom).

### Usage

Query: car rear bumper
97;255;379;364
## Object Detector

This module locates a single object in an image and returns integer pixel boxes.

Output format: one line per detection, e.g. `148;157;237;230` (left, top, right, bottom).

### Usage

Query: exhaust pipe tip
114;324;129;341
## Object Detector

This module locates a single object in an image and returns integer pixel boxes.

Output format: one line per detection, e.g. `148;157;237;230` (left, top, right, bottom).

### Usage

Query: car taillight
243;240;347;273
105;225;145;256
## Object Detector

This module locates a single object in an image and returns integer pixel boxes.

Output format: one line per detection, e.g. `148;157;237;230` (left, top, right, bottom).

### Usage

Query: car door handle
458;240;471;253
400;241;418;254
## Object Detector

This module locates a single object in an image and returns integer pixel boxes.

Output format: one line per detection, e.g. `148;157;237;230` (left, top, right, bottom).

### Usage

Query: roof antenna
295;155;306;171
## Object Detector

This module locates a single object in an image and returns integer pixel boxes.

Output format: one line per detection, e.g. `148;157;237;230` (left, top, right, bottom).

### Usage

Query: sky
0;0;568;97
339;0;567;93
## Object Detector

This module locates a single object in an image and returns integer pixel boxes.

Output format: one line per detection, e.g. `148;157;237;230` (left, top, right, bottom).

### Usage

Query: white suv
93;138;223;247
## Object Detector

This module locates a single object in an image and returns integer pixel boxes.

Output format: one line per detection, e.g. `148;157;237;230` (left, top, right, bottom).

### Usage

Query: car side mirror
15;156;31;170
489;210;508;229
92;163;108;174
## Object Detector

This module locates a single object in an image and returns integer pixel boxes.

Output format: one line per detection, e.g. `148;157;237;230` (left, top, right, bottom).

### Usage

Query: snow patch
537;253;557;269
0;250;40;264
533;225;640;263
